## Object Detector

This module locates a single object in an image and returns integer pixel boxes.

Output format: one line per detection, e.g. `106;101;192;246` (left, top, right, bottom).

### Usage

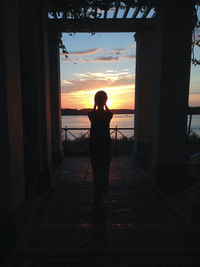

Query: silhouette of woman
88;91;113;206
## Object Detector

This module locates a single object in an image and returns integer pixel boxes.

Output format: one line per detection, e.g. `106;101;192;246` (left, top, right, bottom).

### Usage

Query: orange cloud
68;48;102;55
60;46;136;64
104;48;128;55
84;56;120;62
61;71;135;109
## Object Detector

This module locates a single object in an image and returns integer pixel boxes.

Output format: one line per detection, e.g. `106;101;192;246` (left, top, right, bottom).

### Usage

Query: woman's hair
94;90;107;106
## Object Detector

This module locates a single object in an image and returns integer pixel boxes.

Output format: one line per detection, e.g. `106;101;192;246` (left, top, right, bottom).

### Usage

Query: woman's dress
88;109;113;197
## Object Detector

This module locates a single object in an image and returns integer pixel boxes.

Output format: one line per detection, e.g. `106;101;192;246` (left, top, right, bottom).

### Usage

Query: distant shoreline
61;108;135;116
188;107;200;115
61;107;200;116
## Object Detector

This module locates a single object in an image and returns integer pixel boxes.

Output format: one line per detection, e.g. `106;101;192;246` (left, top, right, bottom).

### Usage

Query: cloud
111;76;135;87
104;48;128;55
60;56;83;63
61;71;135;96
68;48;102;55
62;80;73;85
62;79;110;94
61;70;135;109
60;47;136;63
106;69;117;73
75;72;109;79
74;71;133;81
84;56;120;63
61;78;135;109
124;54;136;60
82;54;136;63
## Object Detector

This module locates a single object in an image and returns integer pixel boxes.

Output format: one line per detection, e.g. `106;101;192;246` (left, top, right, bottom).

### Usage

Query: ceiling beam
132;6;141;18
123;6;130;19
141;5;152;18
49;18;156;33
113;3;120;19
104;10;108;19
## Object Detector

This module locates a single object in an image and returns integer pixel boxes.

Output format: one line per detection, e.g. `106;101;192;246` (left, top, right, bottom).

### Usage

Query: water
62;114;200;140
189;115;200;135
62;114;135;140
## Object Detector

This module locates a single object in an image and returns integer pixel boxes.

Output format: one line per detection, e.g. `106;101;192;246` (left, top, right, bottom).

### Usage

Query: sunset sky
60;29;200;109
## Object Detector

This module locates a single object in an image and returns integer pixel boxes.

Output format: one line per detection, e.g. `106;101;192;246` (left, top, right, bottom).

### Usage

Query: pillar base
151;164;189;191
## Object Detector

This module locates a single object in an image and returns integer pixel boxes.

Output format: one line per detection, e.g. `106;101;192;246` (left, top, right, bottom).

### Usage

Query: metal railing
61;126;134;156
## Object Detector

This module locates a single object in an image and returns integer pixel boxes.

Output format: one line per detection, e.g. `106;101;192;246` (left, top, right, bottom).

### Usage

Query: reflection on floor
16;156;200;266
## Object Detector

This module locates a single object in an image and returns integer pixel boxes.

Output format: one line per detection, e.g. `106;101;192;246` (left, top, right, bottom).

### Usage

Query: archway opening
60;32;136;156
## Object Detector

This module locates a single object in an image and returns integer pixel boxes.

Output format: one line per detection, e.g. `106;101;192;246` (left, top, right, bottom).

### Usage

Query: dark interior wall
150;1;193;184
37;0;52;173
0;0;58;252
18;0;54;201
18;0;42;201
0;0;25;250
48;28;62;168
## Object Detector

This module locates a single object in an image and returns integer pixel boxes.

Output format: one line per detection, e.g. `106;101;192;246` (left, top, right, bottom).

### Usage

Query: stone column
33;0;53;190
48;28;62;168
151;1;193;187
18;0;53;197
133;30;157;166
0;0;25;251
37;0;52;186
18;0;43;201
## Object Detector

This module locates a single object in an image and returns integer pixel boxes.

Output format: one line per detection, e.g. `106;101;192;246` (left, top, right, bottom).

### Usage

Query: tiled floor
16;156;200;266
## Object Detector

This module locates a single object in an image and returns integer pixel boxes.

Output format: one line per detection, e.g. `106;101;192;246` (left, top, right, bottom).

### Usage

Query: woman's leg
90;152;111;203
